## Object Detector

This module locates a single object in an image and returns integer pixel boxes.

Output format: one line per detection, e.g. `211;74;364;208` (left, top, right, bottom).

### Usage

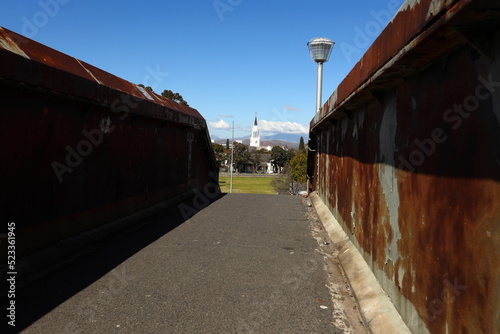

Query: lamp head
307;37;335;63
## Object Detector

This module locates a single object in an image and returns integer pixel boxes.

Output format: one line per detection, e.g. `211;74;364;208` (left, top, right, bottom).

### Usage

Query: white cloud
259;120;308;134
209;119;230;129
284;105;302;112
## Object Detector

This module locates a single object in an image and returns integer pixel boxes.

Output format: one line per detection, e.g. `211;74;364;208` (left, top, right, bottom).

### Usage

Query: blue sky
1;0;405;139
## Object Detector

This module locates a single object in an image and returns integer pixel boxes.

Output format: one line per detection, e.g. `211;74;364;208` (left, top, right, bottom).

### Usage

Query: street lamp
307;37;334;114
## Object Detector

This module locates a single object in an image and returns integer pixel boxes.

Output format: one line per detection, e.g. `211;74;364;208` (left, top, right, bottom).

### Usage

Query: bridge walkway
14;194;366;334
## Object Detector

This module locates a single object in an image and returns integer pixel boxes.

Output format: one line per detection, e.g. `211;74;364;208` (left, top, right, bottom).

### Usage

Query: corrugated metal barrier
0;27;219;262
308;0;500;333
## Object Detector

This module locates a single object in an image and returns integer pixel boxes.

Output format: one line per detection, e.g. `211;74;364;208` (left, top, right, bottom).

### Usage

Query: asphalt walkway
13;194;365;334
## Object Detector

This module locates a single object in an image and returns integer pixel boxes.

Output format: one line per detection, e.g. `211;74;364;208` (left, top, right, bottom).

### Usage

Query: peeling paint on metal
75;58;103;85
378;95;401;263
400;0;421;11
136;85;154;101
0;27;30;59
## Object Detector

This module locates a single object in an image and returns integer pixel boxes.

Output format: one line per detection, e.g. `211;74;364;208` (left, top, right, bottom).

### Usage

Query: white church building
250;114;260;148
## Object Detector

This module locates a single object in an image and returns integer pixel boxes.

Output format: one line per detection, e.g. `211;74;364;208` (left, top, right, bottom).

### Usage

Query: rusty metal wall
309;1;499;333
0;27;219;260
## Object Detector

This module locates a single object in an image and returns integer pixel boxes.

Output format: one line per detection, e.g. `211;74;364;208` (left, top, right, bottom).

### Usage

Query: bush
289;150;307;183
270;175;292;195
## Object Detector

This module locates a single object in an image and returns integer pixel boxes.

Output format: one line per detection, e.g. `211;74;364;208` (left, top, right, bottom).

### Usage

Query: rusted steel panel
309;0;500;333
0;27;204;120
0;27;219;260
312;0;500;128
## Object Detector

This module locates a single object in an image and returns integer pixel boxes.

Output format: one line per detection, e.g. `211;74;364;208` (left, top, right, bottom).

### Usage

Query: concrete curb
1;190;198;294
309;191;411;334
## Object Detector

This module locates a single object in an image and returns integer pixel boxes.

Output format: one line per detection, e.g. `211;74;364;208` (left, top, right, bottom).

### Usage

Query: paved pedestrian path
14;194;365;334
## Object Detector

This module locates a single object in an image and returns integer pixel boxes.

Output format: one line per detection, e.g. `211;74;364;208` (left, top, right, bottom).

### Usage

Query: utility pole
230;121;234;193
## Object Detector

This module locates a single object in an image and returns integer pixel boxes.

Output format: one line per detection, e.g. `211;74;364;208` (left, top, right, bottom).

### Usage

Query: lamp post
307;37;334;114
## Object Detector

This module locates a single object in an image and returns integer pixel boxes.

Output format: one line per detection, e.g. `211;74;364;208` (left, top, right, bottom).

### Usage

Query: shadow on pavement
12;193;226;333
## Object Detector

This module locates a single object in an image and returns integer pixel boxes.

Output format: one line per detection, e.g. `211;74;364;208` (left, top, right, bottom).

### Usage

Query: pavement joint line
309;191;412;334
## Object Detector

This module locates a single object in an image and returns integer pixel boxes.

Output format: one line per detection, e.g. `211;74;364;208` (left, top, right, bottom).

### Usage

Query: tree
138;84;153;92
249;149;261;173
226;139;230;150
212;143;224;154
290;150;307;183
233;142;250;172
299;136;305;151
161;89;189;106
271;146;294;174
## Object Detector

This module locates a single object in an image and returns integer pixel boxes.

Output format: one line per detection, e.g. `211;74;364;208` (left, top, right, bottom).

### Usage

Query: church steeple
250;113;260;148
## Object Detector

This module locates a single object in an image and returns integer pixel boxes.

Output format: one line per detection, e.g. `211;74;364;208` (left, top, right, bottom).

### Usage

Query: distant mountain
262;140;299;149
212;133;303;150
213;133;305;143
262;133;305;143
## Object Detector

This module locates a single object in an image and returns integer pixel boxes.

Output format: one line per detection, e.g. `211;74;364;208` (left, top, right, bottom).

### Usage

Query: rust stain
309;0;500;333
0;27;30;59
312;0;500;129
0;26;203;121
0;26;219;262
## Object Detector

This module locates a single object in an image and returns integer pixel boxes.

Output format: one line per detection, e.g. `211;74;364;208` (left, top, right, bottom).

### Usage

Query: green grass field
219;175;276;194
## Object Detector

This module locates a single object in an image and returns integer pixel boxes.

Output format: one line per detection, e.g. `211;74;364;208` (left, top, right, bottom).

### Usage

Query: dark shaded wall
0;27;218;259
308;1;499;333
